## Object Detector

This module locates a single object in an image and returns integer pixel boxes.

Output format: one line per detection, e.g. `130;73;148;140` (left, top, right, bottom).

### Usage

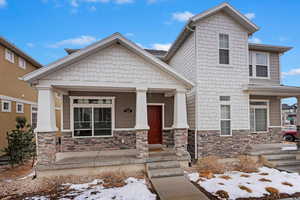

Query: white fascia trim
0;95;37;105
23;33;194;88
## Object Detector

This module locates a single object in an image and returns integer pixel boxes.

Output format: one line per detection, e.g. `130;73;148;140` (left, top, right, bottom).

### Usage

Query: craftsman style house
23;3;300;171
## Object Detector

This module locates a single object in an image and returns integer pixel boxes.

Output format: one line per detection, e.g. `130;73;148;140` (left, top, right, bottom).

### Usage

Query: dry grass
196;156;225;174
282;182;293;187
265;187;280;197
199;171;215;179
218;183;225;185
219;175;231;180
215;190;229;199
259;178;272;182
259;172;269;176
240;174;250;178
234;155;261;173
239;185;252;193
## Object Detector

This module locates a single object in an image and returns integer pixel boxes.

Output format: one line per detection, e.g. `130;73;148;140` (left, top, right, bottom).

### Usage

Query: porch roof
244;84;300;97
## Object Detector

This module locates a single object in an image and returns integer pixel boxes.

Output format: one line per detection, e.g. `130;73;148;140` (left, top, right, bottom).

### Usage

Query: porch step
250;149;298;156
263;153;296;161
278;166;300;173
148;167;184;179
270;159;300;167
147;152;178;163
147;161;180;170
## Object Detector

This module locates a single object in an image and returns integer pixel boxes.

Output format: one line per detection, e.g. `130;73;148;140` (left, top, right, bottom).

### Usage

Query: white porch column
173;89;189;129
36;86;58;132
297;97;300;131
135;87;149;130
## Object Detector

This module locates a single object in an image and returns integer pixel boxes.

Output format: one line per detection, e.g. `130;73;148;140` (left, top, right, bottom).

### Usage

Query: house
0;37;62;154
22;3;300;173
282;103;297;126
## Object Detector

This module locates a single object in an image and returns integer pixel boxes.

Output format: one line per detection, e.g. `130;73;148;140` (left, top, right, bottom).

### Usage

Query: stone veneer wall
36;132;56;165
195;128;282;158
61;130;136;152
162;129;174;147
136;130;148;158
187;130;196;159
174;129;188;156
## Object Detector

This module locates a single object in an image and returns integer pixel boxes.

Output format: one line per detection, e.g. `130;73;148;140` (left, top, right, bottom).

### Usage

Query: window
31;106;38;129
220;97;231;136
19;57;26;69
16;103;24;113
219;33;229;64
1;100;11;112
71;97;114;137
249;51;269;78
250;101;268;132
5;49;14;63
249;52;253;77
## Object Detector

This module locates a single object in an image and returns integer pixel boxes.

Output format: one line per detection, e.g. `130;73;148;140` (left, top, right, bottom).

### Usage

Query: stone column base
136;130;149;158
36;132;56;165
174;129;188;156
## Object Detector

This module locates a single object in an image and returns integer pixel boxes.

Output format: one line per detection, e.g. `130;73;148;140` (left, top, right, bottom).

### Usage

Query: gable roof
22;33;194;88
0;36;43;68
164;2;259;62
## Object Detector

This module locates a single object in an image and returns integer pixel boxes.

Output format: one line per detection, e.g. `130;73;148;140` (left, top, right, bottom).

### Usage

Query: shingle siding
195;11;250;130
249;52;281;85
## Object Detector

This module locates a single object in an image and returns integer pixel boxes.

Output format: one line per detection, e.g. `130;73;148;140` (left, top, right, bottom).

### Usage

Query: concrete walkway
151;176;209;200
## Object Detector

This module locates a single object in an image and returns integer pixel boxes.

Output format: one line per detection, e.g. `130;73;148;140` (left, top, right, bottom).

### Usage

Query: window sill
73;135;114;139
249;77;270;80
216;64;233;68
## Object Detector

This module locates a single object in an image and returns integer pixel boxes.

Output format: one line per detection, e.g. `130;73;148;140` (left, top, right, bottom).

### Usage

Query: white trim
0;95;37;105
147;103;165;129
249;51;270;79
219;100;232;136
1;100;11;112
18;57;26;69
70;96;115;138
31;105;38;129
250;99;270;133
114;128;136;131
5;48;14;63
16;102;24;113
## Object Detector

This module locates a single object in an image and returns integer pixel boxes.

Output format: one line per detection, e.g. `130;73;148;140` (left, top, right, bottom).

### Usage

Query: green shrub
2;117;36;167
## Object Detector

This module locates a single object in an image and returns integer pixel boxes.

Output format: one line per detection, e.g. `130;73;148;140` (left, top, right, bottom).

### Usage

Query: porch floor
36;148;190;171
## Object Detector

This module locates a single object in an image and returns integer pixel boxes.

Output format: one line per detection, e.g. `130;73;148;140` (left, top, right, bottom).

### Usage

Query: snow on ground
187;167;300;200
25;177;156;200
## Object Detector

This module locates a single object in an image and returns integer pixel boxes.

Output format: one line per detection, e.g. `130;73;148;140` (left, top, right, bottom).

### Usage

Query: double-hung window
71;97;114;137
5;49;14;63
219;33;229;65
16;103;24;113
220;96;231;136
31;106;38;129
249;51;269;78
1;100;11;112
250;100;268;132
19;57;26;69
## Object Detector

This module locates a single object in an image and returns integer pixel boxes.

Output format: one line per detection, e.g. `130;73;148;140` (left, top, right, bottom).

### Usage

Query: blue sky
0;0;299;104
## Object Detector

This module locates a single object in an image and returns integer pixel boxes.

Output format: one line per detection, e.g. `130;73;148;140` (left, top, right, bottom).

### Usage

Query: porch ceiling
244;84;300;97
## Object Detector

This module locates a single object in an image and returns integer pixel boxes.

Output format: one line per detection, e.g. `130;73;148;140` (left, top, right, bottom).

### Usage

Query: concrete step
278;166;300;173
264;154;297;161
148;167;184;179
147;155;178;162
270;159;300;167
250;149;298;156
147;161;180;170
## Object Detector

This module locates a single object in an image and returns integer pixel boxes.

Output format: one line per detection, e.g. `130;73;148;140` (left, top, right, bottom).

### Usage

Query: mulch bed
0;161;34;181
191;180;300;200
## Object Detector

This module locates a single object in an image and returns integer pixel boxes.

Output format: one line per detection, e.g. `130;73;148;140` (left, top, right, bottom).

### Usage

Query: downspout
186;23;198;160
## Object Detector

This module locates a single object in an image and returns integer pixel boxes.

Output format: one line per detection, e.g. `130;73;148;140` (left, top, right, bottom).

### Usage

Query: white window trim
70;96;115;138
219;99;232;136
250;99;270;133
249;51;270;79
18;57;26;69
1;100;11;112
5;48;14;63
147;103;165;129
16;102;24;113
218;32;230;66
31;105;38;129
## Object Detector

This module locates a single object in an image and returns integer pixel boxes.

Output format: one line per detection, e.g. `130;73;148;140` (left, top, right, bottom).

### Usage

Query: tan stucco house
22;3;300;173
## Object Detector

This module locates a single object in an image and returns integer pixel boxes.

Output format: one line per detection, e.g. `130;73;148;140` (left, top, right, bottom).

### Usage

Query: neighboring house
282;103;297;126
22;3;300;171
0;37;61;153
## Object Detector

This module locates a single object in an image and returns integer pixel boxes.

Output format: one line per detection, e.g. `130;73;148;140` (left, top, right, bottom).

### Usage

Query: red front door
147;105;162;144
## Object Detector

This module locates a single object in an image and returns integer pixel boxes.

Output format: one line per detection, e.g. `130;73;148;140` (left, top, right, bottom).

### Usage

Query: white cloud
115;0;133;4
147;0;157;4
83;0;132;3
125;33;134;37
89;6;97;11
248;37;262;44
245;12;255;20
172;11;194;22
282;68;300;76
70;0;79;7
26;43;35;48
0;0;7;7
48;35;96;48
152;43;171;51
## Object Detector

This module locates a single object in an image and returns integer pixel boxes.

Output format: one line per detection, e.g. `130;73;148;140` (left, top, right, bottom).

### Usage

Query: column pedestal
174;129;188;156
136;130;149;158
36;132;56;165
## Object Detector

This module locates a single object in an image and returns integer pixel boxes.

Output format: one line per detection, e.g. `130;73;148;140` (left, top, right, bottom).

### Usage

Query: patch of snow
18;171;35;180
28;177;156;200
188;167;300;200
282;146;297;151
